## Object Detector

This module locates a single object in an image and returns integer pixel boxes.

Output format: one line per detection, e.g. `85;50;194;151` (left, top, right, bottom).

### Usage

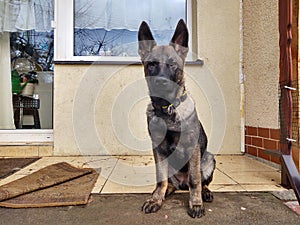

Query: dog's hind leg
165;181;177;197
201;151;216;202
202;185;213;202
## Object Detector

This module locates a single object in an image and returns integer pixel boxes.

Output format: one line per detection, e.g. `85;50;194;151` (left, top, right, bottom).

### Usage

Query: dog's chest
148;95;198;132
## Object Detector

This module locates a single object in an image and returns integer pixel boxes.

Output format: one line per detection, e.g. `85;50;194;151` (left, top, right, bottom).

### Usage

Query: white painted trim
0;130;53;144
54;0;74;61
187;0;193;60
54;0;193;62
56;56;141;62
239;0;245;153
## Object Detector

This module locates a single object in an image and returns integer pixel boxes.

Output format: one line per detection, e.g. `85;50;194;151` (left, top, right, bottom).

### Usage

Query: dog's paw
188;204;205;218
202;188;214;202
141;199;162;214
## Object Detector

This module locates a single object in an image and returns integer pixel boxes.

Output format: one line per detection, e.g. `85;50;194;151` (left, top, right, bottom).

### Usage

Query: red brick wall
245;126;281;164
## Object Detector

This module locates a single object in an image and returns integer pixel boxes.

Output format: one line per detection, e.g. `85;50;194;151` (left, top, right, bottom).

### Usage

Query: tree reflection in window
74;0;186;57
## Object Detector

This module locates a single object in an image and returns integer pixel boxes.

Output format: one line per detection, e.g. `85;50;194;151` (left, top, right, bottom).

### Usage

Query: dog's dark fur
138;19;216;218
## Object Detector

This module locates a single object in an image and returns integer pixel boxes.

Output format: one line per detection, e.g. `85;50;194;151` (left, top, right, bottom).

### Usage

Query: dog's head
138;19;189;106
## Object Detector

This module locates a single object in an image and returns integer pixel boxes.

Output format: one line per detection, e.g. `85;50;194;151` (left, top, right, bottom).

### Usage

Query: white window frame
54;0;193;62
0;130;53;144
0;31;54;145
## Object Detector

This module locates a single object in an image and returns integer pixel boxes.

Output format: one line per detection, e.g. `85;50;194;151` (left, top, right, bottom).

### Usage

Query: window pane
10;31;54;129
74;0;186;57
10;31;54;71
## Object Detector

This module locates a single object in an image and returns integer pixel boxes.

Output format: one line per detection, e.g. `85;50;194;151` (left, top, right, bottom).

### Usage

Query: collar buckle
161;90;187;115
167;104;174;115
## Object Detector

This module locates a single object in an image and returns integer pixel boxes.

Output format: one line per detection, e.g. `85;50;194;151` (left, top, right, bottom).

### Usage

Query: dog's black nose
154;77;169;86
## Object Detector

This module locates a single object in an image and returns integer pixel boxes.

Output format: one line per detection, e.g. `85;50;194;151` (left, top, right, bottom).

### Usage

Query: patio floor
0;155;285;193
1;192;300;225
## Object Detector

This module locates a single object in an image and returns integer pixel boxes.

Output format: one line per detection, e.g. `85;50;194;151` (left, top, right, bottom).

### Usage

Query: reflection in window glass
10;31;54;71
10;31;54;129
74;0;186;57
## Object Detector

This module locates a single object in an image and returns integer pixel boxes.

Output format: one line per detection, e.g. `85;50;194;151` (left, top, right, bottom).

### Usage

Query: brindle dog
138;19;216;218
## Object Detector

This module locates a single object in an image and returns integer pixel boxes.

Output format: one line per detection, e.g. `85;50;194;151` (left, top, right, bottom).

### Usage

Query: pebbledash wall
243;0;281;165
52;0;300;171
53;0;242;156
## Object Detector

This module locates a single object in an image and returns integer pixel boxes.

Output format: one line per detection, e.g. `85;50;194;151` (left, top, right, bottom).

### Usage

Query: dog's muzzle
154;77;169;87
147;77;179;101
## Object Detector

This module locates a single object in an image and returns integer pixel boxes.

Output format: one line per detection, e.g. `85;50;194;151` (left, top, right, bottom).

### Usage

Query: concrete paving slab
0;192;299;225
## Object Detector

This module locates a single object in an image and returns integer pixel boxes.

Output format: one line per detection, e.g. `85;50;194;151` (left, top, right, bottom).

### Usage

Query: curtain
0;0;184;32
0;0;54;32
0;33;15;129
75;0;186;30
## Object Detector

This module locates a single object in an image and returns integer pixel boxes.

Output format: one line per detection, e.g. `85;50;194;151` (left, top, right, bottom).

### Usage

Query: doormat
0;158;40;179
0;162;99;208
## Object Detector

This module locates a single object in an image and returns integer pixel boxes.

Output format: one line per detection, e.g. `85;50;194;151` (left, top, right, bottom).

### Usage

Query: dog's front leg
142;150;168;213
188;145;205;218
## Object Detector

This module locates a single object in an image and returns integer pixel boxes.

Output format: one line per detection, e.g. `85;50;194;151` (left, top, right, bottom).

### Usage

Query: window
10;31;54;71
0;0;54;132
74;0;186;57
10;30;54;129
55;0;192;62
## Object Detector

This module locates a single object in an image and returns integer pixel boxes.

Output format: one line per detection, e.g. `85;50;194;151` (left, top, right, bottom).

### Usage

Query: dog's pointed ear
170;19;189;59
138;21;157;60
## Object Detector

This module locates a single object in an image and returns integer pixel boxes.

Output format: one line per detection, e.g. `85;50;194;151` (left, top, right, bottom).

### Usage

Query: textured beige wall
196;0;242;153
53;0;241;155
243;0;280;129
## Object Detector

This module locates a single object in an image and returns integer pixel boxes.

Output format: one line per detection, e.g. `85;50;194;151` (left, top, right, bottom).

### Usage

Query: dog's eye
147;62;158;72
168;62;177;70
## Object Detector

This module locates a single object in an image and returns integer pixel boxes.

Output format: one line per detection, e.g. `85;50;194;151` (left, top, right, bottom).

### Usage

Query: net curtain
0;0;54;32
75;0;185;30
0;0;185;32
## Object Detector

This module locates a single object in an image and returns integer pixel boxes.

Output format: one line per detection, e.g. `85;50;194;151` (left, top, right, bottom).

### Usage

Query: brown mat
0;158;40;179
0;162;99;208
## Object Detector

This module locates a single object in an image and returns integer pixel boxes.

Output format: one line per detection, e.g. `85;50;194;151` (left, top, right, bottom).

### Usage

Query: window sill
54;59;204;66
0;129;53;144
